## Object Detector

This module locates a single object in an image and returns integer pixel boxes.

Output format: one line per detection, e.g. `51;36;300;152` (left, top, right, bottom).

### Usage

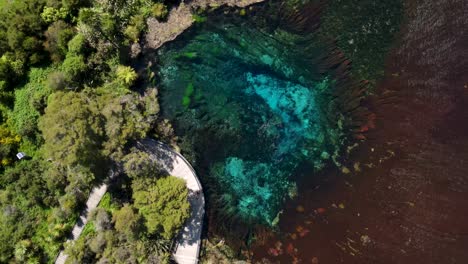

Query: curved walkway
137;139;205;264
55;182;110;264
55;139;204;264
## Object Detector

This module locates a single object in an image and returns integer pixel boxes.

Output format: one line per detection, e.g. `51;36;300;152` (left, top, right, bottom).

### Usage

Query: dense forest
0;0;190;263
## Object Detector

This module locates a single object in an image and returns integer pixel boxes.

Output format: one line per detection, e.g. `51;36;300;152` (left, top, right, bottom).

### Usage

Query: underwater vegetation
156;1;376;240
182;82;194;108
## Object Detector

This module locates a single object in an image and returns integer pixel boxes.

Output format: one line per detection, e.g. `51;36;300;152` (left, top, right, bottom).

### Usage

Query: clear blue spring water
156;8;345;226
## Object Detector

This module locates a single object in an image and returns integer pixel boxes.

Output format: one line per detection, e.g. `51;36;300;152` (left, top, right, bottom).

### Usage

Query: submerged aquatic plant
181;82;194;108
157;1;371;239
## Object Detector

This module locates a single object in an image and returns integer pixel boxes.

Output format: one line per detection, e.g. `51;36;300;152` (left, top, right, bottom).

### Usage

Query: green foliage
81;222;96;237
0;0;178;262
47;71;68;91
67;33;87;55
0;0;48;85
64;234;94;263
61;53;87;80
182;82;195;108
0;55;15;91
124;25;140;43
41;6;69;23
11;88;40;138
151;3;168;20
38;91;104;169
124;14;147;43
97;87;159;158
10;67;54;139
90;208;111;231
0;159;58;262
98;192;117;212
0;124;20;167
44;20;75;62
116;65;138;86
112;204;143;240
123;149;161;178
132;176;190;239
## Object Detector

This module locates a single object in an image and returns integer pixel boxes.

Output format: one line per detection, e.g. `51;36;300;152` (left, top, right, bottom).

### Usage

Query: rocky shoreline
145;0;265;50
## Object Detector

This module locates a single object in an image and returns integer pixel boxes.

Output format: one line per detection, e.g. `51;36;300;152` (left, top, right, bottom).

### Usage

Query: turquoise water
157;7;347;226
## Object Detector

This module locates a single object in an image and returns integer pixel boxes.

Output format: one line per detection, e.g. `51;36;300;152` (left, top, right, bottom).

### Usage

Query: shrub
67;34;87;55
132;176;190;239
44;20;75;62
47;71;68;91
151;3;168;21
116;65;138;86
62;54;87;79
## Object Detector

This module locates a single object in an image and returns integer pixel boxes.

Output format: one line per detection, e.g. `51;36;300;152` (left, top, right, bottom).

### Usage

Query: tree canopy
133;176;190;240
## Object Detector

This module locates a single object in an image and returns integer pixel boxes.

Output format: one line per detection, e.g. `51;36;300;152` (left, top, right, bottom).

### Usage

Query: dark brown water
252;0;468;263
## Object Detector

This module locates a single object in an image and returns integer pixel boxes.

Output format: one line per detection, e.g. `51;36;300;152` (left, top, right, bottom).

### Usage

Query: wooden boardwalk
55;140;204;264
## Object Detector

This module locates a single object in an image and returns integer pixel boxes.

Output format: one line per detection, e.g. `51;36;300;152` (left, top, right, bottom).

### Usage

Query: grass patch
81;222;96;237
98;192;118;213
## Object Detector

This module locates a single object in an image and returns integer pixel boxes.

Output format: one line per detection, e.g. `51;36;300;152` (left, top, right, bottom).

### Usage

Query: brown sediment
252;0;468;263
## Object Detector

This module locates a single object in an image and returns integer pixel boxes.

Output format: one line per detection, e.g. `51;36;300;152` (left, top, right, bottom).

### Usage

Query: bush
112;205;143;240
116;65;138;86
132;176;190;239
11;67;54;138
123;149;160;178
41;7;69;23
11;88;39;138
47;71;68;91
67;33;87;55
151;3;168;21
124;14;146;43
44;20;75;62
62;54;87;80
90;208;111;231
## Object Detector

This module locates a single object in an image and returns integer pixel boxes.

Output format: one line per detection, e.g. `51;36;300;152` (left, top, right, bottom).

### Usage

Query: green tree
44;20;74;62
122;149;160;178
132;176;190;239
0;159;53;262
97;88;159;158
0;124;20;167
61;53;87;80
90;208;111;231
151;3;168;20
38;91;104;170
0;0;47;74
67;33;87;55
112;204;143;239
41;6;69;23
46;71;68;91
